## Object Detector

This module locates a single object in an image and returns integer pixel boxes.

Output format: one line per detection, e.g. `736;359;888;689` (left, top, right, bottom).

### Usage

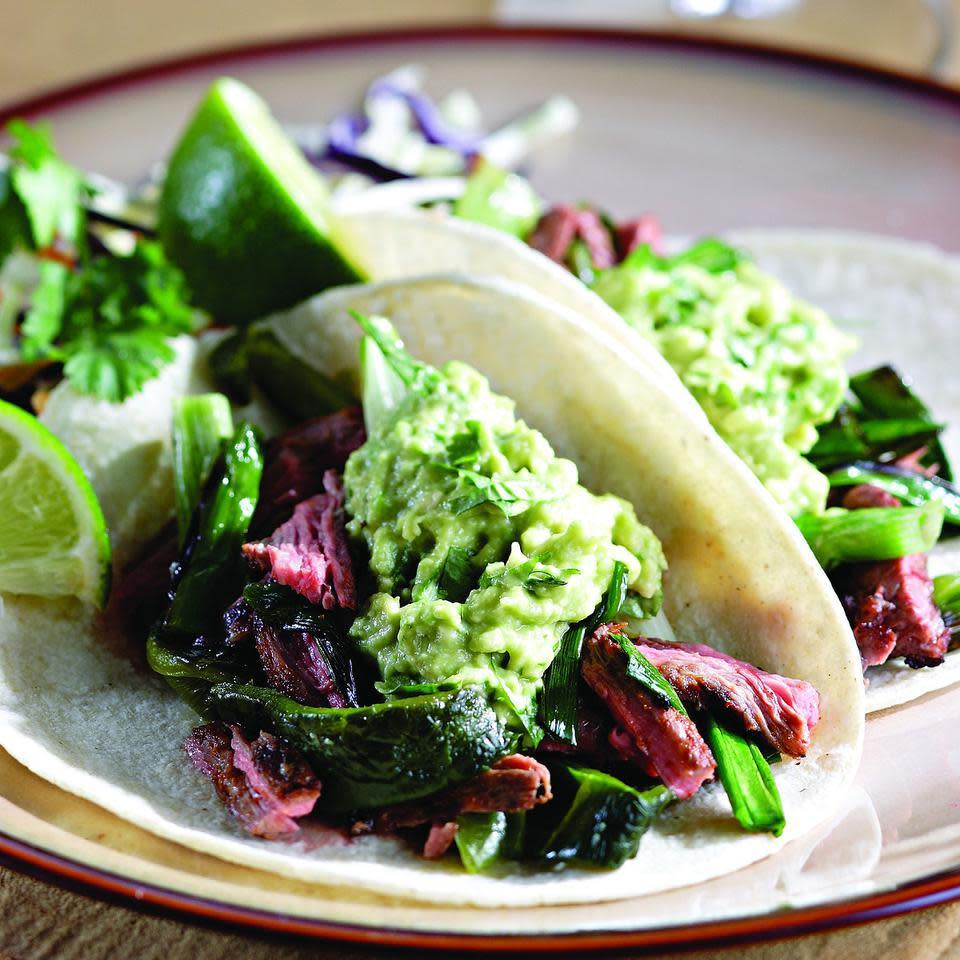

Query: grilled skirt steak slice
369;754;552;834
581;629;716;799
252;616;357;708
836;554;950;669
631;638;820;758
253;406;365;535
841;484;900;510
184;722;321;839
833;482;949;669
244;469;356;610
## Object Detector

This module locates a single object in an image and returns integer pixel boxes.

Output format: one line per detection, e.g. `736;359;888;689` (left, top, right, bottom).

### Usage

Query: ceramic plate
2;27;960;953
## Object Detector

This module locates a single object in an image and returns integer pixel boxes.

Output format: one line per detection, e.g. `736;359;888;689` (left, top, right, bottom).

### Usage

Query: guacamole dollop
593;247;854;516
343;357;665;733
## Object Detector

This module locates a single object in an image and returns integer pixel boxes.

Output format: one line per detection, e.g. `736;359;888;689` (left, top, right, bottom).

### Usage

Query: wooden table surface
2;2;960;958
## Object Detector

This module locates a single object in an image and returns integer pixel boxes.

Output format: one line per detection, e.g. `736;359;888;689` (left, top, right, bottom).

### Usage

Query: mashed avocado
593;245;854;516
344;357;665;733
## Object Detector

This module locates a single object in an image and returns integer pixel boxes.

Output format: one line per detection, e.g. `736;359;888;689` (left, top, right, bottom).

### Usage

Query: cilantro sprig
2;120;198;402
6;119;88;251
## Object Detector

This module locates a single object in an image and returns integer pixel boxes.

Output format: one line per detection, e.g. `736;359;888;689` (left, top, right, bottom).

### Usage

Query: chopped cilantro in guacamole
593;245;855;516
344;359;665;733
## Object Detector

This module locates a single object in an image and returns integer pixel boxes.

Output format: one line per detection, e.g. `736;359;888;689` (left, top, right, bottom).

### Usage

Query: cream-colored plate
1;28;959;948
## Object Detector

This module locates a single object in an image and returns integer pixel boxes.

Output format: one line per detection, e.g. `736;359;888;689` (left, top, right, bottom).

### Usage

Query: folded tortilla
0;262;862;905
332;212;960;713
726;230;960;713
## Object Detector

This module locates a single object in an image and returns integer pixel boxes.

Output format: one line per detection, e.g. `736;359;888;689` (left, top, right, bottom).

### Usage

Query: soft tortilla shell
0;273;862;906
727;230;960;713
335;210;960;712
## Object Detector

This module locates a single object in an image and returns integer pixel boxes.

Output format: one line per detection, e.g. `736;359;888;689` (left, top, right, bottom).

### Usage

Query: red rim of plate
2;24;960;953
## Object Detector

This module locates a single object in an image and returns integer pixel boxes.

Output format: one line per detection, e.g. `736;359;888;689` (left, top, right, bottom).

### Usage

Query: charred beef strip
108;526;178;642
631;638;820;758
222;590;359;709
244;470;357;611
615;215;663;259
362;754;552;859
572;208;616;269
527;205;615;269
581;627;716;800
832;485;950;669
537;700;614;760
528;204;663;268
222;596;256;646
251;617;357;708
527;205;579;263
841;484;900;510
253;406;365;536
835;554;950;668
184;722;321;839
422;821;460;860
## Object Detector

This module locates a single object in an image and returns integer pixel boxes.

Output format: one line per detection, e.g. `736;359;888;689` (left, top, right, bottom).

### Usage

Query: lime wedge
0;399;111;607
158;77;364;325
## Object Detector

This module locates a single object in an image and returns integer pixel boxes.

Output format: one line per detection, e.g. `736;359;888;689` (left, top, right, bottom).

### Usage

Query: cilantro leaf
20;259;68;357
436;546;476;601
479;554;578;591
619;238;744;276
0;169;31;262
62;327;177;402
22;239;196;402
350;310;437;389
448;468;558;517
446;420;484;468
7;119;88;249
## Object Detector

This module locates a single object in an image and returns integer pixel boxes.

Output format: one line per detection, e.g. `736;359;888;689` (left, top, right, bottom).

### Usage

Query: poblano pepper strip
454;812;526;874
530;764;671;869
205;684;509;813
540;560;628;744
849;365;953;481
208;327;354;417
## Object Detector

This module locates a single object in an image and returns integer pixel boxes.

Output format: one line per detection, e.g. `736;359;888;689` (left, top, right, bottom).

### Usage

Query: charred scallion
825;461;960;528
934;574;960;638
359;328;408;436
540;560;628;744
795;504;945;570
704;717;785;836
171;393;233;545
616;630;785;835
453;159;541;238
163;422;263;639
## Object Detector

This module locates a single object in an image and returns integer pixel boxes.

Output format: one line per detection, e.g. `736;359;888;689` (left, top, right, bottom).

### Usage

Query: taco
0;266;862;906
324;210;960;713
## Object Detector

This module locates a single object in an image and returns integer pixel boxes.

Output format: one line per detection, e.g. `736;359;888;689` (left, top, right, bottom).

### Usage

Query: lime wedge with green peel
158;77;364;325
0;399;111;607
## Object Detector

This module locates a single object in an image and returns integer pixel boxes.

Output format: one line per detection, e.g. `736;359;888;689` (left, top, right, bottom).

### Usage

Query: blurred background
0;0;958;105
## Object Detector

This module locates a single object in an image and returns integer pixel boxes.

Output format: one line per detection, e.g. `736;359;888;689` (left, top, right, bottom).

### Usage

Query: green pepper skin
206;684;510;813
529;764;671;870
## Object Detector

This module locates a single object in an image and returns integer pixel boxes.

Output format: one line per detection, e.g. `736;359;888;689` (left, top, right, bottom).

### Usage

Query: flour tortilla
334;210;960;712
726;230;960;713
0;270;862;906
